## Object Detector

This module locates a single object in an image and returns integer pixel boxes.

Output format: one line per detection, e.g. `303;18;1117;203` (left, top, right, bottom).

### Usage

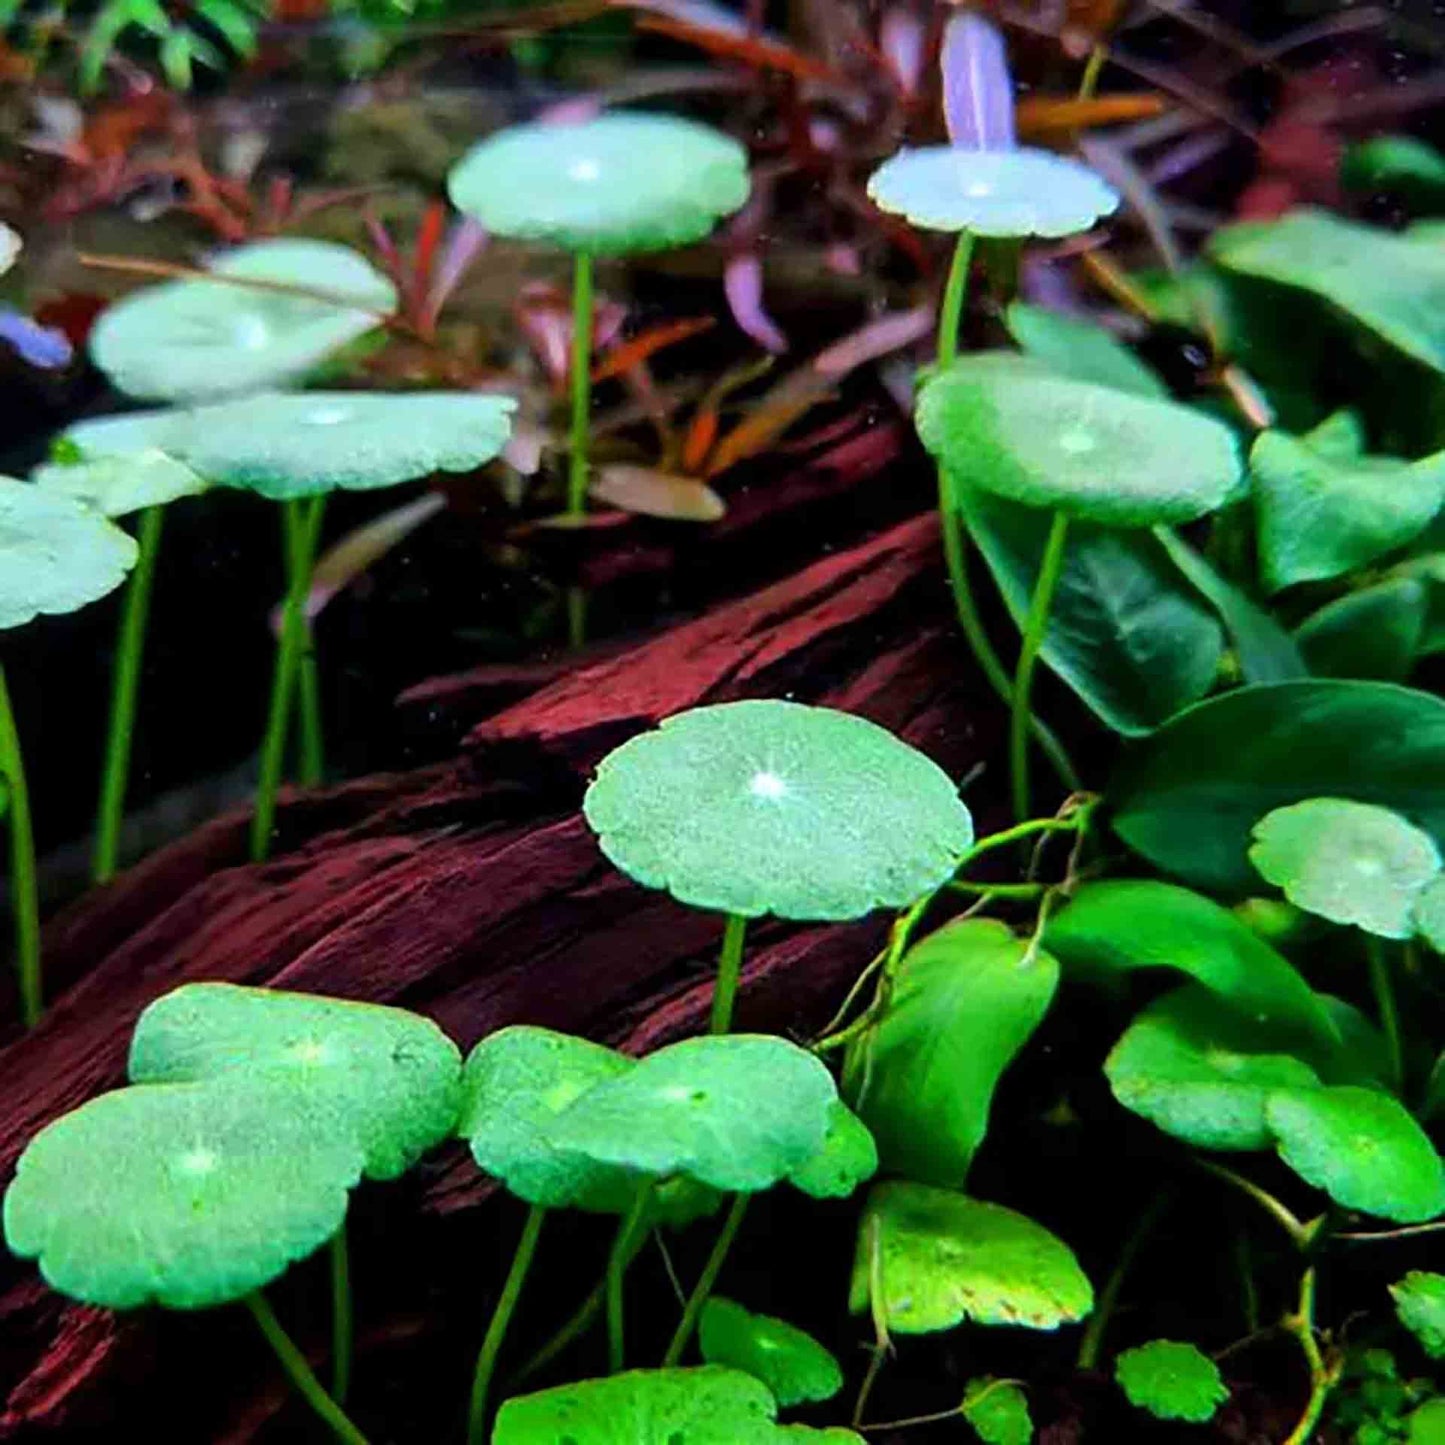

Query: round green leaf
698;1297;843;1406
0;477;138;630
128;983;462;1181
1266;1085;1445;1223
448;114;750;256
1416;876;1445;953
492;1365;862;1444
163;391;517;501
90;239;397;401
66;409;184;458
843;918;1059;1188
1115;1340;1227;1424
3;1081;362;1310
1105;985;1322;1151
33;453;207;518
1408;1398;1445;1445
1249;798;1441;939
849;1181;1092;1335
458;1025;639;1212
786;1101;877;1200
961;1378;1033;1445
547;1034;835;1194
583;700;974;921
1006;302;1167;399
867;146;1118;238
1110;681;1445;896
1392;1271;1445;1359
917;354;1244;527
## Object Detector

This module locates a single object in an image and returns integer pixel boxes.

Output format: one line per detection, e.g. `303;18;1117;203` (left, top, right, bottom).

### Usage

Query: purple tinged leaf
880;4;927;97
941;11;1016;152
423;217;489;330
813;306;932;378
0;310;72;370
724;251;788;355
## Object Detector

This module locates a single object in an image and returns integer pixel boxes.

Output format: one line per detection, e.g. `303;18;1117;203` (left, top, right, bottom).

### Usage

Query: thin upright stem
251;498;320;863
569;251;596;520
1281;1267;1338;1445
662;1192;749;1366
330;1226;352;1405
609;1185;652;1373
245;1292;371;1445
1077;1188;1173;1369
711;913;748;1034
295;496;327;788
468;1204;546;1445
1366;937;1404;1092
0;663;39;1027
92;504;163;885
1010;511;1070;824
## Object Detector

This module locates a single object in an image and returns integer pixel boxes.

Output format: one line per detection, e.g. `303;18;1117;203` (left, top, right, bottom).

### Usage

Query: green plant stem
609;1186;652;1373
711;913;748;1034
0;663;39;1027
251;498;320;863
662;1192;749;1367
564;251;595;650
330;1227;351;1405
1366;937;1404;1092
245;1292;371;1445
294;496;326;788
1009;511;1070;824
937;231;974;371
1197;1160;1313;1250
468;1204;546;1445
92;504;163;886
1077;1188;1173;1370
1281;1267;1338;1445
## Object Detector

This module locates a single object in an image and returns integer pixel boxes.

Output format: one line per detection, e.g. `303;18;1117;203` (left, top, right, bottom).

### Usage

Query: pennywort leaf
1115;1340;1227;1424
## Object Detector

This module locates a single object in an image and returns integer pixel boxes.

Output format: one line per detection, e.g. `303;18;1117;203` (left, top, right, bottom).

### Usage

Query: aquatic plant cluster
2;8;1445;1445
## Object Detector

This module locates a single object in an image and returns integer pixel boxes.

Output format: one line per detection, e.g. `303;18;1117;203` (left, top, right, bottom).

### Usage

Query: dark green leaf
1005;302;1167;399
961;1377;1032;1445
698;1298;842;1406
1342;137;1445;212
1296;579;1428;682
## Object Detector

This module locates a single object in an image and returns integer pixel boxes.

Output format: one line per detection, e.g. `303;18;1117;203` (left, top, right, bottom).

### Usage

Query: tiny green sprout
1392;1272;1445;1360
583;699;974;1033
0;477;138;1025
1249;798;1442;940
89;238;398;402
4;1080;372;1445
35;411;210;886
849;1180;1093;1336
960;1377;1033;1445
916;352;1244;820
1114;1340;1228;1424
698;1296;843;1406
448;112;749;642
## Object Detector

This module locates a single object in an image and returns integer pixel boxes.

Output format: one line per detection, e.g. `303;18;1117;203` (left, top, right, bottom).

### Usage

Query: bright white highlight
304;406;350;427
749;770;788;800
178;1147;218;1176
568;158;603;183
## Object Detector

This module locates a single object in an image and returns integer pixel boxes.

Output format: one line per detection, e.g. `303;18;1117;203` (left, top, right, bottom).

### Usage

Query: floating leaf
1416;876;1445;953
918;354;1244;527
583;700;974;921
1110;681;1445;895
1392;1272;1445;1359
1296;578;1428;683
90;239;397;401
961;1378;1032;1445
163;391;516;501
1249;429;1445;594
843;919;1058;1188
128;983;462;1181
0;477;138;630
1114;1340;1227;1424
492;1365;862;1444
1249;799;1441;940
867;146;1118;238
592;464;725;522
1043;881;1338;1048
849;1181;1092;1335
449;114;750;256
1005;302;1167;399
699;1297;842;1406
547;1035;835;1194
957;485;1224;735
33;452;207;518
1266;1086;1445;1223
786;1101;877;1201
1105;985;1322;1151
2;1081;362;1309
64;409;181;458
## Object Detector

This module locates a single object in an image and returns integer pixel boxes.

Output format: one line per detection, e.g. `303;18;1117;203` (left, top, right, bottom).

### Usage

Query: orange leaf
704;369;834;479
1016;94;1166;135
591;317;715;383
1066;0;1126;38
681;410;720;476
625;11;840;82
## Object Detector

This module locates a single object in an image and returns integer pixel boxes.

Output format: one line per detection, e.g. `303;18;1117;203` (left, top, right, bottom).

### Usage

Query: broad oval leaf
1105;985;1322;1151
1043;880;1338;1048
699;1297;843;1406
547;1035;835;1194
1005;301;1168;398
1296;578;1428;682
1110;681;1445;895
1115;1340;1227;1424
1266;1085;1445;1223
128;983;462;1181
90;239;397;401
918;353;1245;527
1249;798;1442;939
849;1181;1093;1335
2;1081;362;1310
33;452;207;518
843;918;1059;1188
583;700;974;921
786;1101;878;1201
1392;1272;1445;1359
0;477;138;630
